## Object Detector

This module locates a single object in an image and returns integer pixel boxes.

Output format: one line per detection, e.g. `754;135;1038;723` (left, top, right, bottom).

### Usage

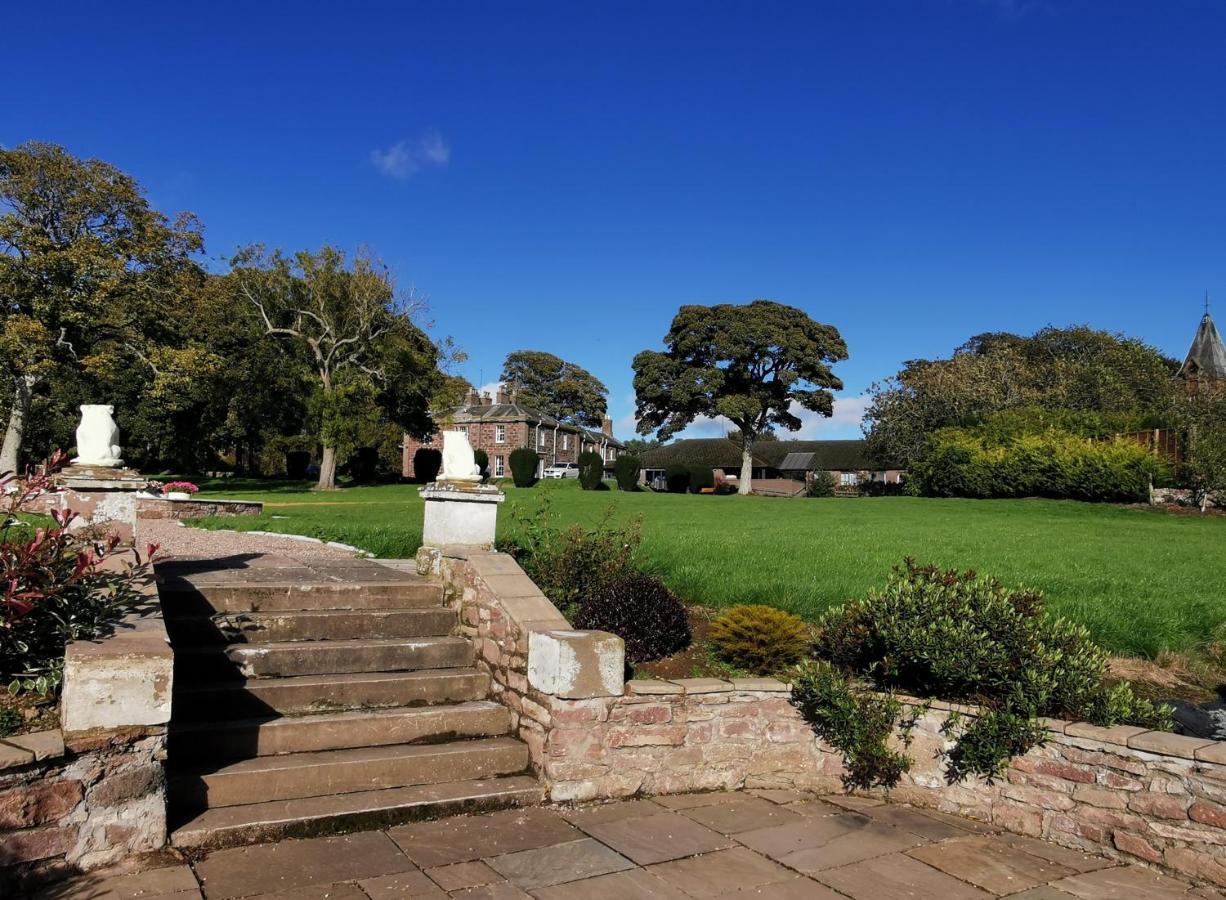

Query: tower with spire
1176;295;1226;383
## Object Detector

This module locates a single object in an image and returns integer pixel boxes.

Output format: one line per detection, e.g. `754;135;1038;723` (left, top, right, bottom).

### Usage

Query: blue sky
5;1;1225;440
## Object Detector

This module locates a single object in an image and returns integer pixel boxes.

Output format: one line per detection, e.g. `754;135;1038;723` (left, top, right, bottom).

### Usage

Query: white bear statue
439;431;481;482
73;405;124;467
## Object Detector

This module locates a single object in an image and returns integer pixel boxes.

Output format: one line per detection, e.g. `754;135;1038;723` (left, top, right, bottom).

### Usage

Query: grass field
189;479;1226;659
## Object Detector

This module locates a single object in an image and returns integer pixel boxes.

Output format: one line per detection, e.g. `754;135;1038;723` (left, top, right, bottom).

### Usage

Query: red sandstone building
402;387;625;480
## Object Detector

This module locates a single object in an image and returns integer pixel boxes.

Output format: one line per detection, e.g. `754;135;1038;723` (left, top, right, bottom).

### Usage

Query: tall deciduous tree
1173;384;1226;513
500;350;607;427
632;300;848;494
0;142;203;472
230;245;446;490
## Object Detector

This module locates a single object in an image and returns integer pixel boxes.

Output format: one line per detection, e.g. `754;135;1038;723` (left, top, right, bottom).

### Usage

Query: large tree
500;350;607;427
0;142;204;472
864;325;1178;467
632;300;848;494
230;245;445;490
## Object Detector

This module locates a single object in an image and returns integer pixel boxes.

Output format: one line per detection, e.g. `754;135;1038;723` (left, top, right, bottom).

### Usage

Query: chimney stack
602;416;614;437
495;386;511;405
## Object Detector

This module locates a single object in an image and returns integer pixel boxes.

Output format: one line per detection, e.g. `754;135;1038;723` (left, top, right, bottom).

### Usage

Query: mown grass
188;479;1226;659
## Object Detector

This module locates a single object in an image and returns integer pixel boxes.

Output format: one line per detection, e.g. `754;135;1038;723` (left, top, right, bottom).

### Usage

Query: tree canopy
229;245;447;489
500;350;607;427
0;141;205;472
864;325;1178;468
632;300;847;494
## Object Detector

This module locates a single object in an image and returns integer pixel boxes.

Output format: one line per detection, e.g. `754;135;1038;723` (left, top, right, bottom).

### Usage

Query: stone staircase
157;555;542;851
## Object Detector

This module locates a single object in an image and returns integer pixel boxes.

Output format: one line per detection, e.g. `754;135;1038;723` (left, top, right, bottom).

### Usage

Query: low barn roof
640;438;887;471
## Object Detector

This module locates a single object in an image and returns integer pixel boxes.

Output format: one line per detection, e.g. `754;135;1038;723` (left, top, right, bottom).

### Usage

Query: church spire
1177;301;1226;382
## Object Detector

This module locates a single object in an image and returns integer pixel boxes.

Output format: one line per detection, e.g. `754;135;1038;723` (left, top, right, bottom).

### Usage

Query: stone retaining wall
135;496;263;520
0;568;173;891
430;545;1226;889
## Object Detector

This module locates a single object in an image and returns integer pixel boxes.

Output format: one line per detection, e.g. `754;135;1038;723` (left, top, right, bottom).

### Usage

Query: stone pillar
420;482;505;550
51;466;147;542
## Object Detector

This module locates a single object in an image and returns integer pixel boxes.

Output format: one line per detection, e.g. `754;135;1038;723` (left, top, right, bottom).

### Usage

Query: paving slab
815;852;994;900
424;860;503;891
577;811;734;865
359;869;446;899
1002;888;1080;900
777;821;929;873
486;837;633;889
560;798;666;827
678;795;807;834
35;863;202;899
1050;864;1200;899
860;803;982;840
193;832;414;899
733;812;874;859
908;835;1078;895
722;878;846;898
995;833;1117;874
388;807;580;867
530;867;692;899
747;789;818;805
243;883;369;900
449;884;531;898
651;791;745;810
821;793;884;811
647;846;798;898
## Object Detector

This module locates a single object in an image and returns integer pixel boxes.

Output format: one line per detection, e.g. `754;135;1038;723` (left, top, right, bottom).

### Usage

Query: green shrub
509;448;540;488
664;464;690;493
911;429;1166;502
503;494;641;618
412;447;442;483
614;454;641;491
791;662;921;791
798;560;1170;785
807;470;836;497
473;449;489;482
574;574;691;662
709;605;809;675
578;451;604;490
687;465;715;493
0;706;21;738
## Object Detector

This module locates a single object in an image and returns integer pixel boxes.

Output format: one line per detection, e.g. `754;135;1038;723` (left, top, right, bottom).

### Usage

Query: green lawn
189;479;1226;659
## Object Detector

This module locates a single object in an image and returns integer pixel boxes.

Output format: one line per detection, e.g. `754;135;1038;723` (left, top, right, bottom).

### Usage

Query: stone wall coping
60;568;173;736
0;728;65;770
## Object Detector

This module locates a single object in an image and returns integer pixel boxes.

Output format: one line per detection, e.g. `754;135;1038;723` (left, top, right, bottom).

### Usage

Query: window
538;430;547;449
494;455;505;477
840;472;859;486
606;447;615;461
468;425;477;444
495;425;506;444
561;433;570;450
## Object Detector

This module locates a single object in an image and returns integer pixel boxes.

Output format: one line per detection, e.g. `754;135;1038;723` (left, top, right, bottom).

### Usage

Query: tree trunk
738;429;754;496
0;376;36;476
317;445;338;490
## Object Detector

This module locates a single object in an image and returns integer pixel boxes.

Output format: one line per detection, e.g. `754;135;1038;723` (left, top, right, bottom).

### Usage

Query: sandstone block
0;779;83;829
528;630;624;699
61;627;173;734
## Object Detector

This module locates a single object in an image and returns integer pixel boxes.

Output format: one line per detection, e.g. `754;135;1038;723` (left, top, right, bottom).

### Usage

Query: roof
1178;313;1226;381
447;402;624;447
639;438;888;471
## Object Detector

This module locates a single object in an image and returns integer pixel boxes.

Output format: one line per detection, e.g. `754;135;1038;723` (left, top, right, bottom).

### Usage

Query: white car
542;462;580;479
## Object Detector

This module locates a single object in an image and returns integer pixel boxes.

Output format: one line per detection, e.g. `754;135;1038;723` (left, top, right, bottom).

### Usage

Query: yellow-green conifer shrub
710;604;809;675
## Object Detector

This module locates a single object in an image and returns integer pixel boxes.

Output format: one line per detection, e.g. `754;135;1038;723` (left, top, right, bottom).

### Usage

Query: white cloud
369;131;450;181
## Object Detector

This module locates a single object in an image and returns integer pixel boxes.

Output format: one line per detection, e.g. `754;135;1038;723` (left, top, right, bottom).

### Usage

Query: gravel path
137;519;360;561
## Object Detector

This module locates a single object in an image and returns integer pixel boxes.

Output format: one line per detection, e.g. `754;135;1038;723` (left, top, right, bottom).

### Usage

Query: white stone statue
439;431;481;482
72;404;124;467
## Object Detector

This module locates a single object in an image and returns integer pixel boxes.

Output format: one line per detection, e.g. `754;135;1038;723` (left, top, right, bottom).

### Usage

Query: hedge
664;464;690;493
413;447;442;483
509;448;540;488
910;430;1167;503
687;465;715;493
615;454;641;491
578;451;604;490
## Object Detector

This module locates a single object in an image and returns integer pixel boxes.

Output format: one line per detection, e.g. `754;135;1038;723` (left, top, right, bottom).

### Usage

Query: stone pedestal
50;465;146;540
421;482;505;550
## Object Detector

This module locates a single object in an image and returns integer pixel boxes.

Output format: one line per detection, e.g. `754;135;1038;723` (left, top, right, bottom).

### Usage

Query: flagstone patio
36;790;1217;899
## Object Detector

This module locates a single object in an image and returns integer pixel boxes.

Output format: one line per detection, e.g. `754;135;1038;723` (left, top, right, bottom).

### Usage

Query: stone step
170;736;531;809
170;775;545;851
159;579;445;615
173;669;491;721
174;637;473;680
168;701;513;760
165;607;459;645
